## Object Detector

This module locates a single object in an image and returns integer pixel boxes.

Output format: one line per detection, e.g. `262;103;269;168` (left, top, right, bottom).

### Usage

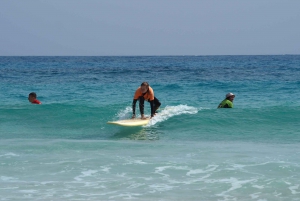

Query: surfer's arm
132;99;138;118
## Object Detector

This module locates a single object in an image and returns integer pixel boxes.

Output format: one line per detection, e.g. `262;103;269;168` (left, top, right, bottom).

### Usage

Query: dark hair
29;92;37;98
141;82;149;87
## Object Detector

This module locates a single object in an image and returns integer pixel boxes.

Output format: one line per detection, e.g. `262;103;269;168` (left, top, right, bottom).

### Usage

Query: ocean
0;56;300;200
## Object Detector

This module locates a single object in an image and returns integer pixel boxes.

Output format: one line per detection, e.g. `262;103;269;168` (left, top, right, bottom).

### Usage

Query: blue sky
1;0;299;56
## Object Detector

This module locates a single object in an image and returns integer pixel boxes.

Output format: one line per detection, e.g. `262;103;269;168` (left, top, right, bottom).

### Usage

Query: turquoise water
0;56;300;200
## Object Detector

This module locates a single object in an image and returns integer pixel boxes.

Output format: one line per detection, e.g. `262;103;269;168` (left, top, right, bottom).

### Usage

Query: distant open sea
0;56;300;200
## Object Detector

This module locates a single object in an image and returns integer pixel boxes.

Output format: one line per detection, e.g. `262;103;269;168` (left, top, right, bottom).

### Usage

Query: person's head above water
28;92;41;104
225;92;235;102
140;82;149;93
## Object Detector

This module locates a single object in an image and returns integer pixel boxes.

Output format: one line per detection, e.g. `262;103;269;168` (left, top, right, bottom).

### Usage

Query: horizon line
0;54;299;57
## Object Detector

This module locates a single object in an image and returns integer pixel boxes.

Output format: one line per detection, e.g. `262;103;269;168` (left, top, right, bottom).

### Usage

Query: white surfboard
107;118;150;127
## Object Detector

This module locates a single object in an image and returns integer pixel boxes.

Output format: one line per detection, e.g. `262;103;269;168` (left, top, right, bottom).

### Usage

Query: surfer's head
225;92;235;102
140;82;149;93
28;92;37;103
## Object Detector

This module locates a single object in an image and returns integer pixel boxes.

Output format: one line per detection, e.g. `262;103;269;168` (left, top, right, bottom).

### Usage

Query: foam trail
117;106;132;120
147;105;198;126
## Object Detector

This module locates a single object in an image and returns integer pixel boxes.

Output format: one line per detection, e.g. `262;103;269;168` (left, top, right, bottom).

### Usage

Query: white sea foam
215;177;257;198
117;106;132;120
253;185;264;189
109;193;142;199
154;165;190;179
116;104;198;125
147;104;198;126
124;159;148;165
132;160;147;164
186;165;218;176
74;170;98;181
0;176;17;181
0;152;19;158
149;183;175;192
289;184;300;194
155;165;190;173
99;166;111;173
127;183;145;189
250;192;261;199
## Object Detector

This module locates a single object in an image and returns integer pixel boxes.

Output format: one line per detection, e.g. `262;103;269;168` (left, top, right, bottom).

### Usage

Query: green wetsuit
218;99;233;108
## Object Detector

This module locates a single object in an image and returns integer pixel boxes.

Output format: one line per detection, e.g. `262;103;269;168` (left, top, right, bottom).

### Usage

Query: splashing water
116;106;132;120
147;104;198;126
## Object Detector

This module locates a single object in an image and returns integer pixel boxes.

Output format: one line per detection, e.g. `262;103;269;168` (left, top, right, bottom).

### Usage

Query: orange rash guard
133;86;154;101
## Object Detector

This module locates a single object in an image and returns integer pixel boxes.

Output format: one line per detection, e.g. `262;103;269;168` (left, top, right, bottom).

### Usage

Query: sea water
0;56;300;200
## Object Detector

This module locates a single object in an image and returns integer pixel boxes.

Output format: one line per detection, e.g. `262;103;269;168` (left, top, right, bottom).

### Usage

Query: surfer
132;82;161;119
28;92;41;104
217;93;235;108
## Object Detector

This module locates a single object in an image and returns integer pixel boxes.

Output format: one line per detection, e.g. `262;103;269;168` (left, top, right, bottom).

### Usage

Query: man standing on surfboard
132;82;161;119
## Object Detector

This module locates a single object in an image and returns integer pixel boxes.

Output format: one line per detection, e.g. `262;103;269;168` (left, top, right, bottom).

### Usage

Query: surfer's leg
153;97;161;113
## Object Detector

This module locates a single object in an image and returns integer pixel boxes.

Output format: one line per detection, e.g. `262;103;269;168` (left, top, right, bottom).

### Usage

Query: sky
1;0;300;56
